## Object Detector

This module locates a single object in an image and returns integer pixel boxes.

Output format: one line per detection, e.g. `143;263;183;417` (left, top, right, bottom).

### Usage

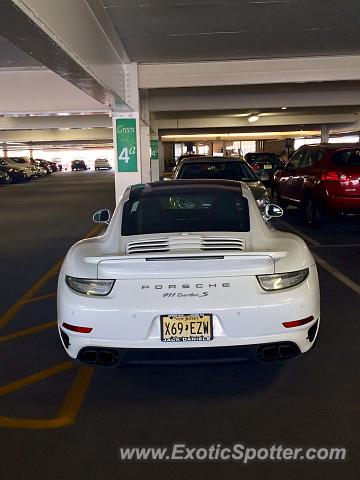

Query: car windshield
9;158;27;164
177;161;257;181
246;154;278;164
122;189;250;235
333;149;360;166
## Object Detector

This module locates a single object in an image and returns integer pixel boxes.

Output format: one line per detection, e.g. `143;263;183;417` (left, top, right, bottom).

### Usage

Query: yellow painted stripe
0;321;57;344
24;292;57;304
0;259;63;332
0;365;94;430
58;366;94;420
0;416;73;429
0;223;103;333
0;361;75;398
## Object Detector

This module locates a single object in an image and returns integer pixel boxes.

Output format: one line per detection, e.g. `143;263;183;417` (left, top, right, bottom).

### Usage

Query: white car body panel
57;181;320;363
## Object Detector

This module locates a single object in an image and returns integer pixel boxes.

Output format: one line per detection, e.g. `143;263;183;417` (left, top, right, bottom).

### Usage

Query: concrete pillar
2;143;8;158
321;124;329;143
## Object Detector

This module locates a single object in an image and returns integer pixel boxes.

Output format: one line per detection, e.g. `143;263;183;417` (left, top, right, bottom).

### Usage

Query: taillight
252;163;260;171
62;322;93;333
321;171;338;181
282;316;314;328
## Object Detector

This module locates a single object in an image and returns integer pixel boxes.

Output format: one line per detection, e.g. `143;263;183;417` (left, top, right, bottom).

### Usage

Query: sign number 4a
118;147;136;164
116;117;138;172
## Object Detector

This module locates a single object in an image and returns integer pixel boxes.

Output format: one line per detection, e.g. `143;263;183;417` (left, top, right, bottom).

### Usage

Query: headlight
65;276;115;296
257;269;309;291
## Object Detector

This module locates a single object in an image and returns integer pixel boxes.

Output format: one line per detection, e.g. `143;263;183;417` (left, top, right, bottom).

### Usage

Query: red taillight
282;316;314;328
321;171;338;181
62;322;92;333
252;163;260;171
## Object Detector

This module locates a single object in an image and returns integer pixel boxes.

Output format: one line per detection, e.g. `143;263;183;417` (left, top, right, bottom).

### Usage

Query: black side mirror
93;209;111;224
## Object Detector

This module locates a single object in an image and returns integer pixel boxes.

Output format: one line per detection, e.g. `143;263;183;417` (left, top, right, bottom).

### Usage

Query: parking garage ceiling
103;0;360;63
1;0;360;149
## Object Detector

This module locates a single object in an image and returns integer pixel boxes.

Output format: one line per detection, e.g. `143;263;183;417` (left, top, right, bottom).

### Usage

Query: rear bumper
325;195;360;211
75;341;304;366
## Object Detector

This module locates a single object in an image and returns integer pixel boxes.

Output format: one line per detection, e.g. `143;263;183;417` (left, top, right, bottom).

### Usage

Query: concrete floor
0;171;358;479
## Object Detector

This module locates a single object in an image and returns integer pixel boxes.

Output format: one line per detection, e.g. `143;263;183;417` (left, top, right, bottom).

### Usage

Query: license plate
263;164;272;169
161;313;213;342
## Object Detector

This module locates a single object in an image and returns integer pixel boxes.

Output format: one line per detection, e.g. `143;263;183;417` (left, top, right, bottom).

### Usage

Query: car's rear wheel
272;186;287;209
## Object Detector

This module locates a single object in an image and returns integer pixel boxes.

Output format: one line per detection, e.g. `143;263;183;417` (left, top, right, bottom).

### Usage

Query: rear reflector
282;316;314;328
62;322;92;333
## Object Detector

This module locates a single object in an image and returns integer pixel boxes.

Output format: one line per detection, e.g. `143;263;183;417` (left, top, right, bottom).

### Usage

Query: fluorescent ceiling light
248;115;259;123
57;112;71;116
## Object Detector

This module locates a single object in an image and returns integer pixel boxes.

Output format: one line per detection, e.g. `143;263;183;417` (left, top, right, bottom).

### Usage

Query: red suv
272;144;360;225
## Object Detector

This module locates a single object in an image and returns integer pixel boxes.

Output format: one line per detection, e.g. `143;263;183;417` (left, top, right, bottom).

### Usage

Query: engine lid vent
127;235;245;254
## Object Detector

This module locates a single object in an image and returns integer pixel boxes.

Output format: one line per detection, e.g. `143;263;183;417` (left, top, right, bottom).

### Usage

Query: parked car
0;158;35;180
57;180;320;366
95;158;111;170
32;159;52;175
245;152;284;186
173;156;271;212
272;143;360;225
0;163;27;183
71;160;87;171
0;170;11;185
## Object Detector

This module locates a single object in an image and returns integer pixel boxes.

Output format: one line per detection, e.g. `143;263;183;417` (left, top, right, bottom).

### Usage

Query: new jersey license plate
161;314;213;342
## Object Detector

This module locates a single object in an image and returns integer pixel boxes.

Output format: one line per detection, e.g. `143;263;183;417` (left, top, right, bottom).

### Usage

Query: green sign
116;117;138;172
150;139;159;160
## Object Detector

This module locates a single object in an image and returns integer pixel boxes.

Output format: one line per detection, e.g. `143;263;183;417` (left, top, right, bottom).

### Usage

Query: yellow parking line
24;292;57;304
58;366;95;420
0;223;103;333
0;259;63;332
0;321;57;344
0;361;75;398
0;365;94;430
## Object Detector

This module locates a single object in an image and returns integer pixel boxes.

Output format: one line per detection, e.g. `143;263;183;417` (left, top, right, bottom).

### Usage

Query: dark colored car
71;160;87;171
0;170;11;185
33;159;52;175
245;152;284;185
272;143;360;225
173;156;270;209
0;163;27;183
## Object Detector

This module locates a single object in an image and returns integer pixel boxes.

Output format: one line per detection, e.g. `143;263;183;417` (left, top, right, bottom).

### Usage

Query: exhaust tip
78;348;120;367
256;342;299;362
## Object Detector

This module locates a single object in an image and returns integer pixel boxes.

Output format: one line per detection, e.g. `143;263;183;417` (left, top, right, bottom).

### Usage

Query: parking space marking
0;224;103;429
0;223;103;333
0;364;94;430
0;361;75;398
279;220;360;296
311;252;360;296
58;366;95;421
0;321;56;344
0;259;62;332
24;292;57;304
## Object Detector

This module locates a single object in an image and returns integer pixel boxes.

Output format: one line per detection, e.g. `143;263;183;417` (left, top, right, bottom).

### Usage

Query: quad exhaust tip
78;347;120;367
256;342;300;361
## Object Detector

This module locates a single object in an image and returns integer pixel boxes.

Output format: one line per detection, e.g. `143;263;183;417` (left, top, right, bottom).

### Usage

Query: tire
272;186;287;210
303;196;320;227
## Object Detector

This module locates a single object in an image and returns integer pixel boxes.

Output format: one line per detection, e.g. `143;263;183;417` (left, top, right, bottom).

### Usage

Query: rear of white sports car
57;180;320;366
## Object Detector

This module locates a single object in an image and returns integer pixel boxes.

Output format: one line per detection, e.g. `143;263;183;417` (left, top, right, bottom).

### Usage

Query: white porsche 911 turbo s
57;180;320;366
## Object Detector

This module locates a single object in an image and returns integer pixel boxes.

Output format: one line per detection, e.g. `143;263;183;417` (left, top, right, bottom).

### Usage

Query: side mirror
93;209;111;224
264;203;283;221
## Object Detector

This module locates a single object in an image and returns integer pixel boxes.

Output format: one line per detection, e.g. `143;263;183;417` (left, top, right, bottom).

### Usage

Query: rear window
122;190;250;235
332;149;360;166
178;161;257;181
246;154;278;164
